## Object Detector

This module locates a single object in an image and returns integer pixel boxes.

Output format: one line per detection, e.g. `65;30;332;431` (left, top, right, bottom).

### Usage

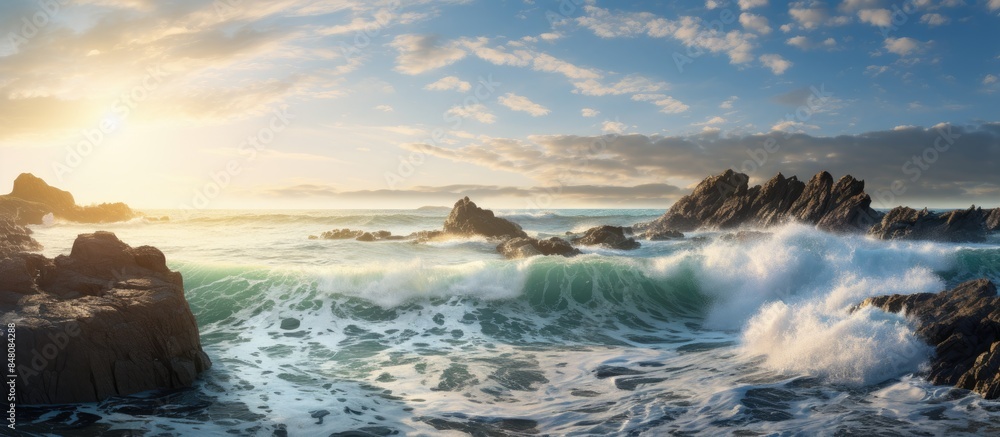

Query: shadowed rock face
0;173;136;225
868;206;990;242
987;209;1000;232
0;216;42;258
859;279;1000;399
0;231;211;405
573;226;640;250
443;197;527;239
639;170;882;235
497;237;581;259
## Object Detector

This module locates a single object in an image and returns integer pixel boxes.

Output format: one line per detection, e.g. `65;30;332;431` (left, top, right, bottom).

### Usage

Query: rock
315;228;400;242
646;229;684;241
987;209;1000;232
443;197;527;239
408;230;445;243
868;206;989;242
638;170;882;234
573;226;640;250
858;279;1000;399
0;216;42;258
720;230;771;242
0;231;211;404
280;318;301;330
0;173;135;225
497;237;581;259
356;232;376;242
317;229;364;240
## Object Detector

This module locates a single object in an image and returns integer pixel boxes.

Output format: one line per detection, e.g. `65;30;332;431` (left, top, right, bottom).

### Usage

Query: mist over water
20;209;1000;435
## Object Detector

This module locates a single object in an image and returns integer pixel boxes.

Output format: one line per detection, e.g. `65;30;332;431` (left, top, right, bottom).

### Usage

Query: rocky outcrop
573;226;640;250
497;237;581;259
0;173;135;225
639;170;882;234
309;229;404;241
987;209;1000;232
0;216;42;258
859;279;1000;399
646;229;684;241
443;197;527;239
868;206;990;243
0;231;211;404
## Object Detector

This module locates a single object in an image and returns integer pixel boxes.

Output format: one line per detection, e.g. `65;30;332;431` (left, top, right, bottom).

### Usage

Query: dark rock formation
0;216;42;257
859;279;1000;399
0;231;211;404
987;209;999;232
0;173;135;225
310;229;405;242
646;229;684;241
639;170;882;234
443;197;527;239
573;226;640;250
868;206;990;243
497;237;581;259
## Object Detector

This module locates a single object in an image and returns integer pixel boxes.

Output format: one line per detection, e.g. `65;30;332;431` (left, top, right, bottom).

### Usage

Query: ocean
17;209;1000;436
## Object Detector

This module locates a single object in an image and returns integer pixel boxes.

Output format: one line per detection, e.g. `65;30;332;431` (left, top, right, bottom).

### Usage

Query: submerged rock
858;279;1000;399
0;173;135;225
639;170;882;234
646;229;684;241
312;228;403;242
573;225;640;250
0;231;211;404
443;197;527;239
497;237;581;259
868;206;990;242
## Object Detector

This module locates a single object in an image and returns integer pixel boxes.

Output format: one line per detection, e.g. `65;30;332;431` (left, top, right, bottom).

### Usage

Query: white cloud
602;120;628;134
789;5;829;29
539;32;562;41
694;116;727;126
573;75;669;96
771;120;819;132
498;93;550;116
581;108;600;117
461;37;533;66
760;54;792;74
425;76;472;92
865;65;890;76
445;103;496;124
631;93;689;113
884;37;925;56
531;53;601;79
720;95;739;109
919;13;949;26
985;74;998;85
739;0;768;9
389;34;467;75
787;35;810;49
374;104;394;112
740;13;772;34
857;9;892;27
991;0;1000;11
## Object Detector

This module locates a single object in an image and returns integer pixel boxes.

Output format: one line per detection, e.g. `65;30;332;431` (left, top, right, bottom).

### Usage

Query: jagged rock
408;230;445;243
317;229;364;240
638;170;882;234
985;208;999;232
0;231;211;404
497;237;581;259
0;216;42;258
646;229;684;241
858;279;1000;399
868;206;989;242
313;229;402;242
443;197;527;239
0;173;135;225
573;226;640;250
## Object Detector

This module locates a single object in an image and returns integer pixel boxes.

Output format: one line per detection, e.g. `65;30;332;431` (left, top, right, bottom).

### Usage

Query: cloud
631;93;690;113
425;76;472;92
919;13;949;26
389;34;467;74
694;116;727;126
720;96;739;109
602;120;627;134
760;54;793;75
739;0;769;9
396;123;1000;206
531;52;601;79
884;37;926;56
539;32;562;41
374;104;394;112
498;93;550;116
573;75;669;96
581;108;600;117
445;103;496;124
857;9;892;27
985;74;998;85
865;65;890;76
739;13;772;34
991;0;1000;11
788;2;848;30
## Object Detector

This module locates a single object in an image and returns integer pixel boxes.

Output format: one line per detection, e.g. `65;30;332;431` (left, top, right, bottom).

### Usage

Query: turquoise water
18;209;1000;435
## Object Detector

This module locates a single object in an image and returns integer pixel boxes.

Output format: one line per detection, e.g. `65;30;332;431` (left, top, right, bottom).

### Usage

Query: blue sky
0;0;998;209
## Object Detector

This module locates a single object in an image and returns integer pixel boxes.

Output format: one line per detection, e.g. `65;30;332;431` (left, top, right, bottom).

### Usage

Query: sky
0;0;998;210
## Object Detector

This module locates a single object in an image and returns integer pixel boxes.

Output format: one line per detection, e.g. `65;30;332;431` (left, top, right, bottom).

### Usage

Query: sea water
17;209;1000;435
